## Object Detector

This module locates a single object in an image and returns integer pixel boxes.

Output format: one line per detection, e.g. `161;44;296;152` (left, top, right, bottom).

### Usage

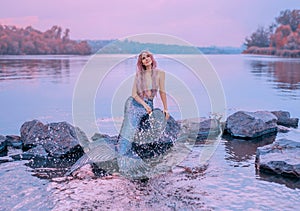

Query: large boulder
132;109;181;159
20;120;85;158
225;111;278;139
256;139;300;178
0;135;7;153
271;110;299;128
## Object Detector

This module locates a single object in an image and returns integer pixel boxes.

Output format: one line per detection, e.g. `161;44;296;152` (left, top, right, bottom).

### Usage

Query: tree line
244;9;300;57
0;25;91;55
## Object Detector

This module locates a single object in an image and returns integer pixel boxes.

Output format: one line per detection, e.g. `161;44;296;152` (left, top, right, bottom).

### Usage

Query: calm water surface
0;54;299;210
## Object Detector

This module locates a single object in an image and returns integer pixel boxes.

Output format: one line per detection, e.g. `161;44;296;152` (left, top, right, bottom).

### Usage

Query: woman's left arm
159;70;170;119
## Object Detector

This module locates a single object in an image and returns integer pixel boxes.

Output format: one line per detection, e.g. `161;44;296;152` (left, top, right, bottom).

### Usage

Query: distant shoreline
243;46;300;58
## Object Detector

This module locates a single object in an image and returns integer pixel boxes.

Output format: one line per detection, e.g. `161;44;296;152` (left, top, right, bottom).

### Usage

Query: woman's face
141;52;152;67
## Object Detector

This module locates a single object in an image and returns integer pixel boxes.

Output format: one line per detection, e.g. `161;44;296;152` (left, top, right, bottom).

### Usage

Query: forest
89;39;243;54
243;9;300;57
0;25;91;55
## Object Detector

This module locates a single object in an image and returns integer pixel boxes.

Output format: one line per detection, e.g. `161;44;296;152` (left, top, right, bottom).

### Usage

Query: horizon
0;0;299;47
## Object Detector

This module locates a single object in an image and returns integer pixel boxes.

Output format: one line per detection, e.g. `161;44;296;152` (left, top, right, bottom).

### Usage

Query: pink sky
0;0;299;47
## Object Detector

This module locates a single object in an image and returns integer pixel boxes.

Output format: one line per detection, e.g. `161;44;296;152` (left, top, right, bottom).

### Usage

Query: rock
256;139;300;178
71;164;96;179
197;119;222;141
6;135;23;149
277;125;291;133
20;120;46;147
0;135;7;153
11;145;48;160
91;133;119;146
271;110;299;128
132;111;180;159
0;156;13;163
178;118;222;141
20;120;85;158
91;133;112;141
225;111;278;139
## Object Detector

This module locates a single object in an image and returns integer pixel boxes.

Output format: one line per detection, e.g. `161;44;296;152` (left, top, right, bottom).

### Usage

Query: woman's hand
164;110;170;120
144;104;152;114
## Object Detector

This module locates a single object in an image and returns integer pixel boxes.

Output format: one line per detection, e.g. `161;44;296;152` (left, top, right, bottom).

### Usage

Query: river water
0;54;299;210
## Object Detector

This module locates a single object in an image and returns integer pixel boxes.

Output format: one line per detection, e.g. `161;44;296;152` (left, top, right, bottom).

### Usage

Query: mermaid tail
66;97;174;179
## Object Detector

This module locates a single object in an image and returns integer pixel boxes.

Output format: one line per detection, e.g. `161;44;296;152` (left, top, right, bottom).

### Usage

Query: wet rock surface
197;119;222;141
179;118;222;142
256;139;300;178
0;120;86;175
21;120;83;158
0;135;7;153
271;110;299;128
6;135;23;149
225;111;278;139
133;113;180;159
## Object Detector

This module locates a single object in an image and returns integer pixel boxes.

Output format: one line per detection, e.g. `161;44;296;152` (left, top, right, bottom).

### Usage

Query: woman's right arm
132;77;152;114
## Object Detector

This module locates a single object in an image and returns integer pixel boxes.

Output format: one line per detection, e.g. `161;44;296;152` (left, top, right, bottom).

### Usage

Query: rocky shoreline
0;110;299;180
0;109;299;209
243;47;300;58
224;110;299;178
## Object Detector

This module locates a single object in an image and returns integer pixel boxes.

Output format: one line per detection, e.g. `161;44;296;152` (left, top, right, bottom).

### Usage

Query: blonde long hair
135;50;158;98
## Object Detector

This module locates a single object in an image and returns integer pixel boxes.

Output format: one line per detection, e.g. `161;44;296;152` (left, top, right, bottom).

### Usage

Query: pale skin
132;52;170;119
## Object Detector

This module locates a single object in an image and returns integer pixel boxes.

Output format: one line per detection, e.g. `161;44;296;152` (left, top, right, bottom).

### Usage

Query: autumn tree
244;9;300;57
0;25;91;55
276;9;300;32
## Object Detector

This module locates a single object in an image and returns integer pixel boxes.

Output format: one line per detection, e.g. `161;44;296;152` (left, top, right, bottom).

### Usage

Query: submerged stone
256;139;300;178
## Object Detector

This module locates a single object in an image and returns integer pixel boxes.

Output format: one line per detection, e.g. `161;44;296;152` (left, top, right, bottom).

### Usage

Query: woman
118;50;170;157
67;51;174;178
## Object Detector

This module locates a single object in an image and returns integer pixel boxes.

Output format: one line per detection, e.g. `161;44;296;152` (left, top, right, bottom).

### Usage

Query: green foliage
91;39;243;54
245;26;271;48
97;39;200;54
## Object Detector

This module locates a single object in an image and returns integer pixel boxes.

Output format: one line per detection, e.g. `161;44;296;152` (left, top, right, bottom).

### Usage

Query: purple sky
0;0;299;47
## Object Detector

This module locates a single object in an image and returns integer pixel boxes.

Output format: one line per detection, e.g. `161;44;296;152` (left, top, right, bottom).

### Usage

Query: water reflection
248;58;300;97
0;58;70;82
257;171;300;190
223;134;276;163
223;133;300;190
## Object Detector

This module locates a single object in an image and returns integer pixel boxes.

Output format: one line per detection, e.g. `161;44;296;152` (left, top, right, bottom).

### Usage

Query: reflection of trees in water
0;59;70;82
250;60;300;91
272;62;300;90
223;134;276;162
